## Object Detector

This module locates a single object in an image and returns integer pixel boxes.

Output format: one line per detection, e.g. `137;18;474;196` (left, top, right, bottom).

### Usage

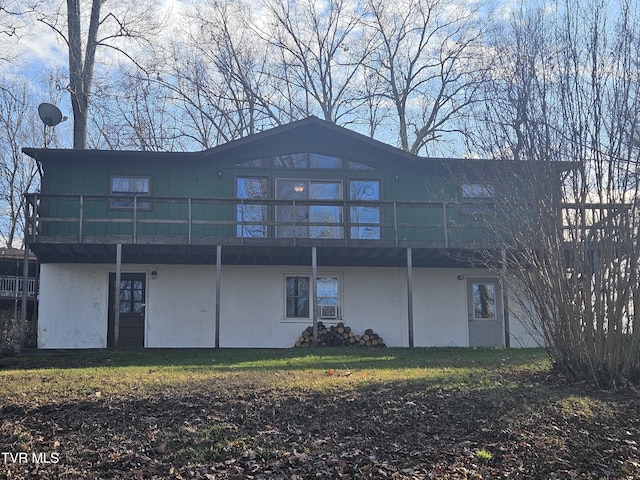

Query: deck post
501;248;510;348
312;246;318;347
17;221;30;352
407;247;414;348
215;244;222;349
114;243;122;348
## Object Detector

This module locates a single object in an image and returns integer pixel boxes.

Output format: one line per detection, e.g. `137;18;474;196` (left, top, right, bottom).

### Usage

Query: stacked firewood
294;321;385;348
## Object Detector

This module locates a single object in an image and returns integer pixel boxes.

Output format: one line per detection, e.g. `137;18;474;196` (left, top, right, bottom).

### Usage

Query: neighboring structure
23;117;565;349
0;248;38;348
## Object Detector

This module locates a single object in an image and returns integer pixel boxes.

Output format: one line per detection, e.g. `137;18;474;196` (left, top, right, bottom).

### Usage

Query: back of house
23;117;560;349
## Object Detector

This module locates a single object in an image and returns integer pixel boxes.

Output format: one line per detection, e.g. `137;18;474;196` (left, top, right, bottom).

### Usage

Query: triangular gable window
235;154;376;170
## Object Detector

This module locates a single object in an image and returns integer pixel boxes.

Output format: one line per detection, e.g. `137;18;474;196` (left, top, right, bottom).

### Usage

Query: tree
0;78;41;248
365;0;489;155
258;0;370;124
476;0;640;388
37;0;163;148
157;0;283;147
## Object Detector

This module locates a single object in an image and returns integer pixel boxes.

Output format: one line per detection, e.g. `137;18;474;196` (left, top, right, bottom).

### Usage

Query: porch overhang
28;239;494;268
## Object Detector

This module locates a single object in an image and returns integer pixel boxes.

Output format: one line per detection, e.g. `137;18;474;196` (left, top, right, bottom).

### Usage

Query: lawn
0;348;638;479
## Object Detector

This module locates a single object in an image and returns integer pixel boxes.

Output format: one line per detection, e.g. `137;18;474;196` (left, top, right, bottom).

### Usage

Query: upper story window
110;176;150;209
236;153;375;170
461;183;495;215
349;179;380;239
462;183;495;200
237;177;268;238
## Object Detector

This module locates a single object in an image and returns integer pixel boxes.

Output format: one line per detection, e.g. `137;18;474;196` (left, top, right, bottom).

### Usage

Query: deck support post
407;247;414;348
17;226;30;353
312;246;318;347
501;248;510;348
114;243;122;348
215;245;222;349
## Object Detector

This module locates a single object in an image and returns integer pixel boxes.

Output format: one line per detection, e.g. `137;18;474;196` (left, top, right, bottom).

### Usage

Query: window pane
310;153;343;169
237;177;268;238
350;180;380;239
310;182;342;238
112;177;149;194
296;298;309;317
236;158;268;167
274;153;308;168
348;160;375;170
473;283;496;319
277;180;308;238
286;276;310;318
111;177;150;209
317;277;338;305
462;184;495;199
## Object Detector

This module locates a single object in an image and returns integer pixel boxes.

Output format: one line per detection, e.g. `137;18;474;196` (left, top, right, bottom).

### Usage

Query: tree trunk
67;0;102;149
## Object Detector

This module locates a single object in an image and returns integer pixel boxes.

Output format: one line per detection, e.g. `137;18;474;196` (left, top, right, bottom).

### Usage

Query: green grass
0;347;549;401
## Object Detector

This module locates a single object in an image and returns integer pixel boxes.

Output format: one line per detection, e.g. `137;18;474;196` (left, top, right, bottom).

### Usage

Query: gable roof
22;116;577;173
22;116;422;168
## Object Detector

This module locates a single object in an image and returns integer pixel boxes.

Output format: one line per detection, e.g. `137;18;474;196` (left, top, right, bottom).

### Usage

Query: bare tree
0;78;41;248
36;0;163;149
258;0;370;124
0;0;42;64
476;0;640;388
140;0;282;148
366;0;489;155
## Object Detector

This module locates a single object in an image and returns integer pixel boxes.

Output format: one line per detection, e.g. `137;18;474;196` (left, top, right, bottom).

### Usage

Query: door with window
466;277;504;347
108;273;146;348
276;179;343;239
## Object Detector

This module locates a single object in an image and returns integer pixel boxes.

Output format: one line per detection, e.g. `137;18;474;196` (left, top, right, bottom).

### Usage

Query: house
23;117;565;349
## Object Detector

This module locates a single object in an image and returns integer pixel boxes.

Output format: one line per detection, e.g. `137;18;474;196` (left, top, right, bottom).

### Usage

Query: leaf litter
1;370;639;479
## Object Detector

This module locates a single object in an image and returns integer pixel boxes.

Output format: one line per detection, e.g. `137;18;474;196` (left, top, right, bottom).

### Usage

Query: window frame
283;273;342;322
236;176;269;238
234;153;379;170
275;178;344;239
460;182;496;216
348;178;381;240
109;175;151;210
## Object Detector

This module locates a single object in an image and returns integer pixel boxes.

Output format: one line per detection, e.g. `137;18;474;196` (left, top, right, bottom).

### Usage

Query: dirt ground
2;370;640;479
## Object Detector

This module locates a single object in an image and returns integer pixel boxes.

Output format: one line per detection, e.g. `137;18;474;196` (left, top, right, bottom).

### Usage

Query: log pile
294;321;385;348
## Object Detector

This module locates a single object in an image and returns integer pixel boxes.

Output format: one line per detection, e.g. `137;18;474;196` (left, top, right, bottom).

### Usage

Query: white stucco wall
412;268;471;347
37;263;540;349
145;265;217;347
38;264;108;348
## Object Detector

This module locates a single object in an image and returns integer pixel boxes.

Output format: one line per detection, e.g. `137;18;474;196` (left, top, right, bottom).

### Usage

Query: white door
467;277;504;347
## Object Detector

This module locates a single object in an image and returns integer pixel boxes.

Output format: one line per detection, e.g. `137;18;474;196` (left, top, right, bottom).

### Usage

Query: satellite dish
38;103;64;127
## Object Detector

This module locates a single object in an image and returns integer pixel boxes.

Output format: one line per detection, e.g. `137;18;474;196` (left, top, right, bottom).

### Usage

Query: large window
237;177;268;238
235;175;383;240
110;176;150;209
349;179;380;239
276;179;343;239
285;275;340;320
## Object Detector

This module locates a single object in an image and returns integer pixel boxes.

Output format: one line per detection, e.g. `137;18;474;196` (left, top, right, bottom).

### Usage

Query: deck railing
25;193;505;248
0;275;38;298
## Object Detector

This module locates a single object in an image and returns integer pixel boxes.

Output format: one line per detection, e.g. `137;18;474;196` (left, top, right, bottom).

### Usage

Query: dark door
108;273;146;348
